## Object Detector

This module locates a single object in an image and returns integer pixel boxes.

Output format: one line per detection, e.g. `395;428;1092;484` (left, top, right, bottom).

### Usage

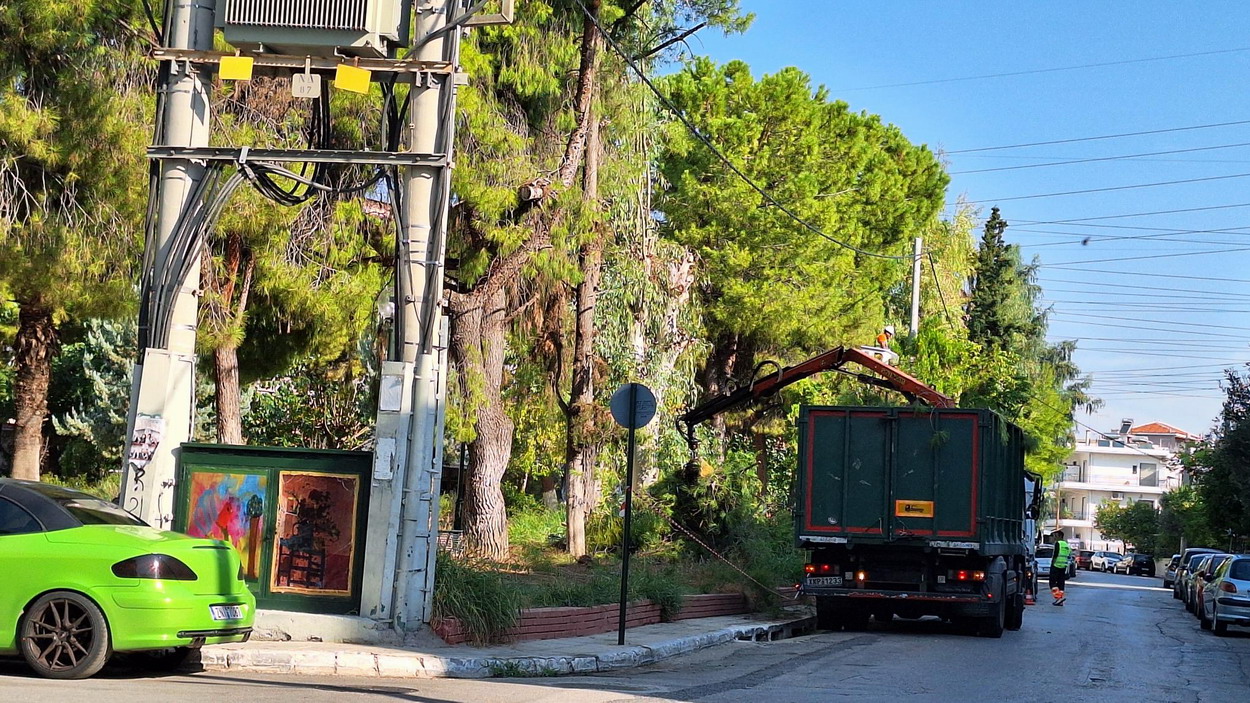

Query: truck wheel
1004;594;1024;631
977;593;1006;638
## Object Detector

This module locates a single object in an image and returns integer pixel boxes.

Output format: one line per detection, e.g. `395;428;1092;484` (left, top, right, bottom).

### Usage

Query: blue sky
694;1;1250;438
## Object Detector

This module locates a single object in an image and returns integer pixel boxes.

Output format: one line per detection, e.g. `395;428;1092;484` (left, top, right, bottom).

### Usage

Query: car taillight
953;570;986;582
804;563;835;574
1220;581;1238;594
111;554;198;581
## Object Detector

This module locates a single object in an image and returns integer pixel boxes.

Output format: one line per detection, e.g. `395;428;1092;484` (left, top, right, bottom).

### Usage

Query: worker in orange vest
875;325;895;349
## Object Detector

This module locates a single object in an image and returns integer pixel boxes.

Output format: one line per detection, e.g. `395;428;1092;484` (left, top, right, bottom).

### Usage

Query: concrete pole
390;0;460;632
909;237;922;336
120;0;216;528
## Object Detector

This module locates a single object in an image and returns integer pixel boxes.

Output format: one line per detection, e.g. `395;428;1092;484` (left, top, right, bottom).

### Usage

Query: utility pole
389;0;459;632
909;237;922;335
120;0;217;528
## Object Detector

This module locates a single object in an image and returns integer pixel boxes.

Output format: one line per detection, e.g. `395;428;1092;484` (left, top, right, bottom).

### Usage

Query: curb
196;616;816;679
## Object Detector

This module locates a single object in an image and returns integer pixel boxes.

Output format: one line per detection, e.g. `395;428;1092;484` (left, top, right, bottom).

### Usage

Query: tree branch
634;22;706;62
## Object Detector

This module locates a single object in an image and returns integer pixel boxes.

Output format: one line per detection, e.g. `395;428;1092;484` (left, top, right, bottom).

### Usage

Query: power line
1044;245;1250;266
1040;266;1250;284
1018;202;1250;225
967;171;1250;204
950;141;1250;175
948;118;1250;154
1049;314;1250;337
573;0;908;261
1038;277;1250;298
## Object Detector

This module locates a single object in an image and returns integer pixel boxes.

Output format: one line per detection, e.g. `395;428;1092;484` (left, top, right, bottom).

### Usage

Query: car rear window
19;481;144;526
60;498;146;526
1230;560;1250;580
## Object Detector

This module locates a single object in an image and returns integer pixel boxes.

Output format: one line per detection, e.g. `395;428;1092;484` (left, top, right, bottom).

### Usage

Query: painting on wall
184;471;268;580
270;471;360;596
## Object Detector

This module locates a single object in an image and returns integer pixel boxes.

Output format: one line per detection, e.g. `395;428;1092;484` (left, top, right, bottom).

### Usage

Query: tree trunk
202;232;253;445
451;286;514;559
566;115;605;558
11;300;59;481
448;1;603;559
214;344;244;444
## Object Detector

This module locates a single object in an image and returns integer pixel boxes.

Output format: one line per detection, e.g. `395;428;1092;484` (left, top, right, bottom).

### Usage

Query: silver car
1199;555;1250;636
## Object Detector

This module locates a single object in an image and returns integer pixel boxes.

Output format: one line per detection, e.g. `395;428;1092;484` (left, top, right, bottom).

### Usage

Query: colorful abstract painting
270;471;360;596
185;471;268;580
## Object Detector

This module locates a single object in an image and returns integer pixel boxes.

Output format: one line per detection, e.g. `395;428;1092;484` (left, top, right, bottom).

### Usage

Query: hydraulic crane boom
677;345;955;464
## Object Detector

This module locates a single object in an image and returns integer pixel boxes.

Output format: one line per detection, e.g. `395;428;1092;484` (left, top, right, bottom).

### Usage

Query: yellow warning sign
895;500;934;518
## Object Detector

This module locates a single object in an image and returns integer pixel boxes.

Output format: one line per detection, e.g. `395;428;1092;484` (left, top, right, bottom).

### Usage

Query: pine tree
0;1;150;479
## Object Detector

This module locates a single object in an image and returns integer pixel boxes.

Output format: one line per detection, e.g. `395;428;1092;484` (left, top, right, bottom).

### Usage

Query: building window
1140;462;1157;487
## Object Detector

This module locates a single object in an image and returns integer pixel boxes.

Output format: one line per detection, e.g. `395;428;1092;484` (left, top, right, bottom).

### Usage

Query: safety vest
1053;541;1071;569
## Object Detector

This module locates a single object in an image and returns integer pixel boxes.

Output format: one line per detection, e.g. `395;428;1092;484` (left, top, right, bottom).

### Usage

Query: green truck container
796;406;1036;637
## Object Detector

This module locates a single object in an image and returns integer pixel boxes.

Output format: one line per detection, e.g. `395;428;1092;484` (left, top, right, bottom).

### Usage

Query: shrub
431;551;520;645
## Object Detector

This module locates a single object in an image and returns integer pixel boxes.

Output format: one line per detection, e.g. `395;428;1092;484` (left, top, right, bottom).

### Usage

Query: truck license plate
210;605;244;621
806;576;843;586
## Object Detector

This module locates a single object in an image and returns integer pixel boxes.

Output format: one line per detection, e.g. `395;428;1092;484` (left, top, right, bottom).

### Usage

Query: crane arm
676;345;955;463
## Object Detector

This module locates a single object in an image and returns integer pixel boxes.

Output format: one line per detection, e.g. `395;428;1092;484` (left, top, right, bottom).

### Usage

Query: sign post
609;382;657;646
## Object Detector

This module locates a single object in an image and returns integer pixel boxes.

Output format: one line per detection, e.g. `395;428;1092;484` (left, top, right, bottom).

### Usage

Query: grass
434;503;805;643
42;471;123;501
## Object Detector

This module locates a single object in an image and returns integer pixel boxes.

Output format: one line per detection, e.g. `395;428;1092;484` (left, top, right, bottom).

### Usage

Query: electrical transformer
219;0;411;58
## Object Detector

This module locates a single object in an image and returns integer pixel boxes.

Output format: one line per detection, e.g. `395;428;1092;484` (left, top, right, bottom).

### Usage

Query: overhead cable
572;0;909;261
949;118;1250;154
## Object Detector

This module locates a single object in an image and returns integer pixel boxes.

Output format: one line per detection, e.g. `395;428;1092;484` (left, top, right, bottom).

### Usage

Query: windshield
1036;545;1054;558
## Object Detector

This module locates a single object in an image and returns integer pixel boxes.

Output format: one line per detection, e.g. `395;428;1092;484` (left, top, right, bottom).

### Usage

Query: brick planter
432;592;757;646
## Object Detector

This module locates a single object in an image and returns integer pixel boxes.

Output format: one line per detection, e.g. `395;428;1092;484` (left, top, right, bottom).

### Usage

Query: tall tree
0;1;149;479
655;59;947;526
446;0;748;558
963;207;1097;479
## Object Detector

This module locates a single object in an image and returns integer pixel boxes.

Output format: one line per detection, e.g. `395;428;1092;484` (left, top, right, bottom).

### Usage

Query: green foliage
242;359;375;450
1181;367;1250;544
1094;500;1160;554
961;207;1099;482
42;471;121;501
431;551;522;645
1158;485;1217;556
0;0;148;315
48;319;135;479
657;58;948;358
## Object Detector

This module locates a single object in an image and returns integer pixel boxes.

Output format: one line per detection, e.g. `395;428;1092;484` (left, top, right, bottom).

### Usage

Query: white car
1090;551;1125;572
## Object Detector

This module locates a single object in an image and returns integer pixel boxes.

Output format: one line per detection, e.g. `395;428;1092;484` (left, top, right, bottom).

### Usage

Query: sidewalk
195;610;815;679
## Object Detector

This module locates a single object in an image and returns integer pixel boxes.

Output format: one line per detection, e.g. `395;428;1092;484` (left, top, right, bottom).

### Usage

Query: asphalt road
2;570;1247;702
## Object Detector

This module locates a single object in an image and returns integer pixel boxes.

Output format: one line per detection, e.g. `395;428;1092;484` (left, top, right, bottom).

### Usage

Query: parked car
1036;544;1077;579
1163;554;1182;589
1199;555;1250;636
1174;548;1221;600
1091;551;1125;572
1076;549;1096;570
1195;554;1235;625
1185;554;1221;611
0;478;255;679
1113;553;1156;576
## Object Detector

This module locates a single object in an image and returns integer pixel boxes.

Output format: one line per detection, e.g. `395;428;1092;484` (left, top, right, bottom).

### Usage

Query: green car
0;478;255;679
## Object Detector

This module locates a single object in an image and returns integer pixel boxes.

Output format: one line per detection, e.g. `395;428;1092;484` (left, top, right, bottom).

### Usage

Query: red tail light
804;564;816;574
805;564;835;574
1221;581;1238;594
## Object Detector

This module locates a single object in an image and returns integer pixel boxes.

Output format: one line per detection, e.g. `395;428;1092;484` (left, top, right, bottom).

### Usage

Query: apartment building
1053;420;1197;552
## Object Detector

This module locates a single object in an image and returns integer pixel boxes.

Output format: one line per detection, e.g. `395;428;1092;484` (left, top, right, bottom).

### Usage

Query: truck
678;345;1040;638
796;406;1036;637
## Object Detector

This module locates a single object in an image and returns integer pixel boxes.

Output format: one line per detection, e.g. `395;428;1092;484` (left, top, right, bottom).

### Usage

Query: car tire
1005;593;1024;631
19;590;112;680
1213;606;1229;636
1200;600;1212;630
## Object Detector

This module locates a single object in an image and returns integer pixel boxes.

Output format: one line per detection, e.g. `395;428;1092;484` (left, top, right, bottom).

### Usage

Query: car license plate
806;576;843;586
210;605;244;621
